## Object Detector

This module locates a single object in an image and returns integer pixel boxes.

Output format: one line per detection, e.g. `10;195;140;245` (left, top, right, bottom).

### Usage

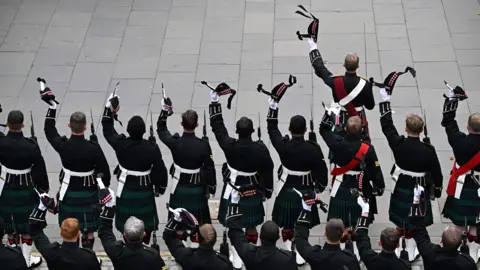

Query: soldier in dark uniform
266;97;328;265
226;187;297;270
0;110;48;268
378;90;443;261
43;91;110;250
163;208;232;270
308;38;374;137
355;196;411;270
98;189;167;270
320;107;385;258
0;217;28;270
208;91;274;269
441;87;480;263
410;186;477;270
294;194;360;270
157;99;216;248
101;93;168;244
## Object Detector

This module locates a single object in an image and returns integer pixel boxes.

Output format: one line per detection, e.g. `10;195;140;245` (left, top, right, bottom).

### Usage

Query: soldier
163;207;232;270
226;187;297;270
294;192;360;270
266;97;328;265
0;217;28;270
208;90;274;269
441;84;480;263
42;84;110;251
0;110;48;268
97;189;167;270
320;107;385;258
101;93;168;244
307;38;374;137
157;97;216;248
355;196;411;270
410;186;477;270
377;87;443;261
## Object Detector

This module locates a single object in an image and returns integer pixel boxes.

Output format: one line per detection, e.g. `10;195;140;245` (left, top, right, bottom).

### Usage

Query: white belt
117;164;152;198
0;164;32;196
59;168;94;201
391;164;426;182
171;163;201;194
330;164;361;198
223;164;257;200
277;165;311;195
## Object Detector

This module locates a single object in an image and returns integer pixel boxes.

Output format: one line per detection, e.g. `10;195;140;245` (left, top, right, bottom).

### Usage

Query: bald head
442;226;462;251
344;53;359;72
346;116;362;136
467;113;480;134
198;224;217;249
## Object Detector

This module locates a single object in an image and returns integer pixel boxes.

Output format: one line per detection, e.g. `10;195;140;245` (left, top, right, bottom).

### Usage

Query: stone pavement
1;0;480;269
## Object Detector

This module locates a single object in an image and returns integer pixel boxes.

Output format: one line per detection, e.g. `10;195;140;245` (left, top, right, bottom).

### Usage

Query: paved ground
1;0;480;269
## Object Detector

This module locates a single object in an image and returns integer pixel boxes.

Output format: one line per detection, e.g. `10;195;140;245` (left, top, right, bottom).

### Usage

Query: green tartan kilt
442;178;480;226
59;190;99;232
389;184;433;229
272;187;320;229
218;184;265;227
327;183;371;227
168;184;211;225
0;186;38;234
116;187;159;233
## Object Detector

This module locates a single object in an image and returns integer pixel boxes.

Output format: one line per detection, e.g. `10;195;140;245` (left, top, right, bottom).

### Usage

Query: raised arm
441;99;466;149
94;145;111;187
157;110;177;149
294;210;322;265
32;144;49;193
258;147;274;199
267;105;286;154
427;147;443;197
209;102;235;151
101;107;124;149
355;215;379;268
44;108;66;152
162;227;192;268
150;145;168;196
410;218;437;263
379;101;403;149
319;111;343;150
309;43;334;88
227;211;256;266
30;224;56;263
362;83;375;110
202;142;217;197
98;205;121;261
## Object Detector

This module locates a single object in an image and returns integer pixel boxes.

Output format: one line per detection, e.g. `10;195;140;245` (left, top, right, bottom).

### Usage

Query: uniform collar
238;137;253;143
345;134;361;141
62;241;80;249
291;136;305;141
70;134;85;140
407;136;420;140
379;250;397;258
182;132;196;138
345;72;357;77
323;243;341;250
7;131;24;138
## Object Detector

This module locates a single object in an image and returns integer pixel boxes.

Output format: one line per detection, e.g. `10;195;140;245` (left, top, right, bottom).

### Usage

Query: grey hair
124;216;145;244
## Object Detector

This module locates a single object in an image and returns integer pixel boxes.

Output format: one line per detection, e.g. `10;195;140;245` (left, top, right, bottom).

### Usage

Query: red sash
446;152;480;196
334;77;358;118
331;142;370;177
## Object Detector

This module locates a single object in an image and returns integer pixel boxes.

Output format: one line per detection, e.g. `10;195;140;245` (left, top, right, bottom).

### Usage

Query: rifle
202;110;208;141
309;98;317;142
148;111;156;143
257;113;263;144
30;111;37;143
422;110;435;201
89;108;98;143
151;216;159;252
162;82;173;116
460;217;469;255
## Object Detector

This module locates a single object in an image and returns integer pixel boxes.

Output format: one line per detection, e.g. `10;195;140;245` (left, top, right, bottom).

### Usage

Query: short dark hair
442;226;462;251
380;227;400;252
198;224;217;249
0;217;4;238
7;110;24;130
346;116;362;135
236;116;254;137
344;53;359;72
69;112;86;133
260;220;280;246
325;219;344;242
182;110;198;130
289;115;306;134
127;115;146;140
468;113;480;133
405;114;424;134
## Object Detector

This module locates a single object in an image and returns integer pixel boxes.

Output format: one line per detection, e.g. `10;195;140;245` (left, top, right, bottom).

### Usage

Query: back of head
127;115;146;140
344;53;359;72
236;116;254;138
405;114;424;135
198;224;217;249
7;110;24;131
442;226;462;251
69;112;87;134
346;116;362;136
260;220;279;246
182;109;198;131
380;227;400;252
289;115;307;135
61;218;80;242
124;216;145;244
0;217;4;239
468;112;480;134
325;219;344;243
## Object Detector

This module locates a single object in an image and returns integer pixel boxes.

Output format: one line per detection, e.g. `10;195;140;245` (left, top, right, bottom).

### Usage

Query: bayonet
257;112;262;143
149;111;155;143
112;81;120;97
30;111;37;143
202;110;208;141
444;80;454;91
90;108;95;135
161;81;166;99
309;98;317;142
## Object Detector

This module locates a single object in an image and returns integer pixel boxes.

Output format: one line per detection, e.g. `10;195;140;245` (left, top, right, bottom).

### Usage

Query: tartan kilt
0;178;38;234
442;175;480;226
218;183;265;227
168;184;211;225
116;187;158;233
327;175;377;226
389;175;433;229
272;187;320;229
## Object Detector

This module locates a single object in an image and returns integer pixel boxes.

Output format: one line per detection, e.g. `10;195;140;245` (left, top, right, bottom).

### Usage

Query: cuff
379;101;391;117
29;208;47;227
165;219;183;232
159;110;169;120
208;185;216;195
102;107;113;118
209;102;222;118
356;216;369;230
267;108;278;120
46;108;56;119
100;206;116;220
297;209;312;227
443;99;458;113
309;49;322;64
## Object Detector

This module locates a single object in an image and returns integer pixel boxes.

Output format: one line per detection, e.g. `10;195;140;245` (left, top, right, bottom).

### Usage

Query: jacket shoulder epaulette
278;248;294;259
80;247;96;255
341;248;356;257
331;74;344;78
142;245;159;255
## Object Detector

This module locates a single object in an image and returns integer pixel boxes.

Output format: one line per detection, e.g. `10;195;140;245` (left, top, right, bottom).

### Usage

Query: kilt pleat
389;184;433;228
116;188;158;233
218;184;264;227
168;185;211;225
272;188;320;229
0;185;37;234
443;176;480;226
59;190;99;232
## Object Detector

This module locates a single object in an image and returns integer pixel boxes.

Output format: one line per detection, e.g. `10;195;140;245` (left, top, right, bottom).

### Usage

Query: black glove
98;188;112;205
167;208;199;231
161;97;174;117
38;77;59;106
444;85;468;101
40;194;57;214
434;186;442;198
372;186;384;197
321;108;335;128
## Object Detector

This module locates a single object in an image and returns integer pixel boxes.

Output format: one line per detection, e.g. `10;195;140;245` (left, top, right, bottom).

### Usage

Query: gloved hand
209;193;215;200
447;85;468;101
268;97;277;110
308;38;317;51
38;78;58;109
161;97;173;115
105;189;115;207
105;93;119;109
98;188;113;205
210;90;219;103
379;88;391;102
38;193;57;213
357;196;370;215
231;189;241;204
167;207;199;231
413;185;424;204
294;189;316;212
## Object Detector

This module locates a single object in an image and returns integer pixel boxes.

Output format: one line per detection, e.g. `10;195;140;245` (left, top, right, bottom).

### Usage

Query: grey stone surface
2;0;480;269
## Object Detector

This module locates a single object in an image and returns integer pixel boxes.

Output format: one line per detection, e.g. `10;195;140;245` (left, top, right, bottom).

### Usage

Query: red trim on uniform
396;228;413;239
21;237;33;245
446;152;480;196
246;232;258;244
334;77;358;118
331;142;370;178
281;230;294;242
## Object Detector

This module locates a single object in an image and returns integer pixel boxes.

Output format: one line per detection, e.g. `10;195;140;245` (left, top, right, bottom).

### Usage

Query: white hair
124;216;145;243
